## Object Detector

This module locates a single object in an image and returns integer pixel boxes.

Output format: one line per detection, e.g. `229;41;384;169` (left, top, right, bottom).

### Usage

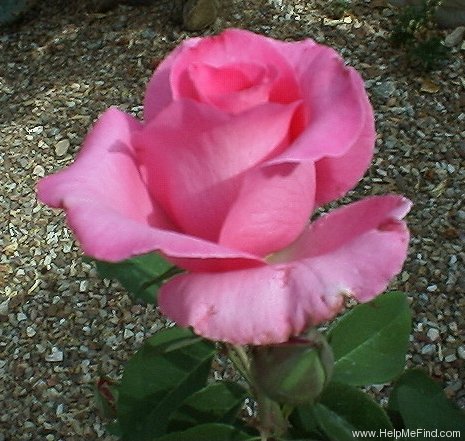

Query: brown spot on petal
339;287;355;298
378;219;400;232
278;266;292;287
205;304;218;317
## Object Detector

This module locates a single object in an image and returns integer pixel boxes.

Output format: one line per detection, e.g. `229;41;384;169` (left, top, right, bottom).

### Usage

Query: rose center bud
185;62;274;114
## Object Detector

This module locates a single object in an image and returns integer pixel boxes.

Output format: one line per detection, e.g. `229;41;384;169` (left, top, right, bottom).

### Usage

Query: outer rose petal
134;99;299;242
267;38;375;204
37;107;263;271
159;266;303;345
219;161;316;256
37;107;163;227
159;195;411;345
313;99;374;206
144;37;201;121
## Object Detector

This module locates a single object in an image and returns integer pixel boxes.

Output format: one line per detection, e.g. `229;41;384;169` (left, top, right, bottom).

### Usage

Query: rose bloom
37;29;410;345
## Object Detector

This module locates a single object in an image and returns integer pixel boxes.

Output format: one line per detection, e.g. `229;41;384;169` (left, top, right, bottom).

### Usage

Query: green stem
281;403;294;421
225;344;253;385
137;266;184;293
255;389;287;440
233;345;251;373
225;345;288;440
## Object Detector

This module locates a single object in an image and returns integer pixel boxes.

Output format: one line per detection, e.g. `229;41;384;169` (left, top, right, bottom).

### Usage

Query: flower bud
251;329;333;405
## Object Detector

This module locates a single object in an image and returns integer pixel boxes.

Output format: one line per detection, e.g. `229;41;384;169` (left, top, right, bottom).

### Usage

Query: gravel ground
1;0;464;440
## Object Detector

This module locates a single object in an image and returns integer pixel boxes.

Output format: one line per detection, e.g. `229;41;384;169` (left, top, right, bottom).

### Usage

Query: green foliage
89;253;180;304
94;295;465;440
155;423;258;441
99;327;255;440
289;383;392;440
116;327;216;440
327;291;411;386
167;382;249;432
390;0;450;71
388;369;465;432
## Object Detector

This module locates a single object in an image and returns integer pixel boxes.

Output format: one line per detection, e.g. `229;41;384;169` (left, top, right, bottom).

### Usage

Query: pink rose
37;29;411;345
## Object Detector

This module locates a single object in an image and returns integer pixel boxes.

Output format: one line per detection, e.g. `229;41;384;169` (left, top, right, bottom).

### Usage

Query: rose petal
274;195;411;264
219;161;316;256
37;107;262;271
134;99;299;242
171;29;301;104
37;107;163;227
144;29;302;122
313;99;374;206
268;38;375;203
144;37;202;122
159;265;300;345
62;202;263;272
159;195;411;345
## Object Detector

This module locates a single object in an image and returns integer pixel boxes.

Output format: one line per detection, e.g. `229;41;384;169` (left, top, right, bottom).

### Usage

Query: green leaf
327;291;411;385
291;383;392;441
155;423;258;441
288;403;324;440
313;404;358;441
94;375;118;419
116;327;216;441
388;368;465;435
90;252;175;304
106;421;122;437
168;382;248;431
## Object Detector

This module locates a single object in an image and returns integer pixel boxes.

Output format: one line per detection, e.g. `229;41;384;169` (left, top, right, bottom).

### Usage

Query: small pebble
0;299;9;315
444;26;465;47
30;125;44;134
45;348;64;362
427;328;440;342
421;344;435;355
26;327;36;337
35;344;46;354
373;80;396;99
56;404;64;416
457;346;465;360
17;312;27;322
123;328;134;339
32;165;45;176
55;139;70;157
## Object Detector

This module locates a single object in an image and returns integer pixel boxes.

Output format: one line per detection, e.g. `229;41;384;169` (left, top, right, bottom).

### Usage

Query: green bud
251;329;334;405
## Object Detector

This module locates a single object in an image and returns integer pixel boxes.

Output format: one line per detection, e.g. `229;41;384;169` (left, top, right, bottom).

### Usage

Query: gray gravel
1;0;464;440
